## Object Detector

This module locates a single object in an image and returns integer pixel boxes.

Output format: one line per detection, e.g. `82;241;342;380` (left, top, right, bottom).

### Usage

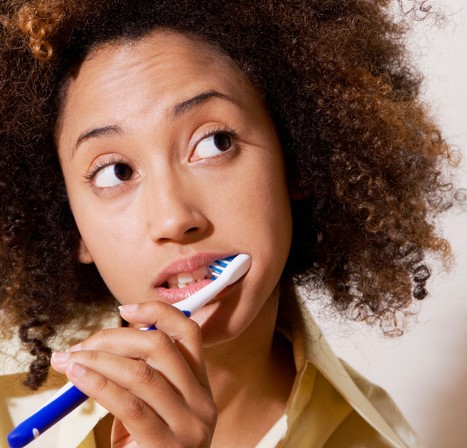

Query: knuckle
151;330;176;352
179;398;217;446
91;374;110;399
133;360;157;385
188;420;214;447
200;396;218;426
123;396;147;420
206;399;218;424
91;328;113;347
85;349;99;363
181;319;202;340
198;426;214;447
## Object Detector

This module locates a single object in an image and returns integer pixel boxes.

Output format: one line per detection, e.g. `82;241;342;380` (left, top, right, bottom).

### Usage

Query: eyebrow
73;125;124;155
173;90;238;117
72;90;238;155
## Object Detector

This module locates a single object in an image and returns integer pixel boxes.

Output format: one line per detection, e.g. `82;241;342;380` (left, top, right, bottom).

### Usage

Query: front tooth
192;266;209;280
177;272;194;283
177;279;198;289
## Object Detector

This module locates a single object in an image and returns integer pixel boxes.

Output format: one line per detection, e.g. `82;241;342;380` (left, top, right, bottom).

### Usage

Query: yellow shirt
256;288;420;447
0;290;420;448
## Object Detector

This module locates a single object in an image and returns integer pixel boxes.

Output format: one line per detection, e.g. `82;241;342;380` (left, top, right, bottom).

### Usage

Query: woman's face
56;30;292;344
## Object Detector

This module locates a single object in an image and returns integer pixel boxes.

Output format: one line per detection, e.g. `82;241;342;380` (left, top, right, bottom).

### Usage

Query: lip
153;252;235;288
155;278;213;304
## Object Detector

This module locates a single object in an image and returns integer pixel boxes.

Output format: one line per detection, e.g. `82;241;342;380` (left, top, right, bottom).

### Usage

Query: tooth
177;272;194;283
193;267;209;280
164;267;212;289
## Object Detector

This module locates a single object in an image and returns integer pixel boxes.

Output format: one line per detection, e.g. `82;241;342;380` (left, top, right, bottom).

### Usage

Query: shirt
256;287;420;447
0;289;420;448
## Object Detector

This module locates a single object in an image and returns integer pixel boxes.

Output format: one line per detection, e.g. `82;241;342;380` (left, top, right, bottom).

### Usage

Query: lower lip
154;278;213;304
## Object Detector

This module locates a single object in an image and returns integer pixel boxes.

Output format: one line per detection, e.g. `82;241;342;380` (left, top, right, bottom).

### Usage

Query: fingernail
69;362;86;378
118;304;139;314
52;352;70;365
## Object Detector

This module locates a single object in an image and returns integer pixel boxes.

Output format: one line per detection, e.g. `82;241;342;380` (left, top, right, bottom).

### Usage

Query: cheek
260;162;292;264
69;189;143;273
75;211;145;301
80;212;139;254
256;154;292;228
231;154;292;262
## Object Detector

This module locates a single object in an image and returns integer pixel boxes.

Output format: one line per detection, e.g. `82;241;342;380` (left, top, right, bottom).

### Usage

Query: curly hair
0;0;455;389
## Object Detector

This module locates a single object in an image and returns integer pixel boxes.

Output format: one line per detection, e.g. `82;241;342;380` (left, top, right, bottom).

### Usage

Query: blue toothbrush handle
7;326;158;448
7;385;88;448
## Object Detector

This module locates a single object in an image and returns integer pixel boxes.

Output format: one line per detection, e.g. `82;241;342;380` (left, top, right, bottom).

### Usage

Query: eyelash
198;125;238;141
84;155;127;183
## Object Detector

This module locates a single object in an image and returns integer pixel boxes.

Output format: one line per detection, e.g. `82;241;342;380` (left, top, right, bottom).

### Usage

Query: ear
78;238;94;264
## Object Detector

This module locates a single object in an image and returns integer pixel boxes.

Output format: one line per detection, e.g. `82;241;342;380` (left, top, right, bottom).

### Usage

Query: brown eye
94;163;133;188
114;163;133;181
213;133;232;151
195;132;234;159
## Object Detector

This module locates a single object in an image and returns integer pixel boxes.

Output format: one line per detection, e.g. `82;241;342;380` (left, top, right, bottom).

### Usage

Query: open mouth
161;266;213;289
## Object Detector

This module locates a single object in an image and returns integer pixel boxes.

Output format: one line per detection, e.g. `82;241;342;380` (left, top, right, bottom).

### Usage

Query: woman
0;0;454;446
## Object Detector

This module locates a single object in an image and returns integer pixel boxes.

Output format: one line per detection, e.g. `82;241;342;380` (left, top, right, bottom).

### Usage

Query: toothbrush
7;254;251;448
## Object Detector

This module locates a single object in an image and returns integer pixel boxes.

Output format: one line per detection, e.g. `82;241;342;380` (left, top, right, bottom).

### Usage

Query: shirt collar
284;285;408;447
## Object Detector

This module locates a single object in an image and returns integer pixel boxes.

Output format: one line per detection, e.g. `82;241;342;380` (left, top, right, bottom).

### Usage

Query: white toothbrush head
172;254;251;315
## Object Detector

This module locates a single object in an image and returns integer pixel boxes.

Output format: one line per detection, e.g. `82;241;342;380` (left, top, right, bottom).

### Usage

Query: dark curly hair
0;0;455;389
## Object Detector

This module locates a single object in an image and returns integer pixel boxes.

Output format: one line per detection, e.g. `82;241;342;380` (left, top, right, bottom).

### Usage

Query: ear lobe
78;239;94;264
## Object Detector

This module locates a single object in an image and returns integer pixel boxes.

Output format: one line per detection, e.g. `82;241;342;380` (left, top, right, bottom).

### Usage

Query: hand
51;301;217;447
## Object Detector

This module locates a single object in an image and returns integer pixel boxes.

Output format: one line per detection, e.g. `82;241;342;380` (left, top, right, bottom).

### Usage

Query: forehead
59;30;251;121
82;30;235;80
55;29;264;152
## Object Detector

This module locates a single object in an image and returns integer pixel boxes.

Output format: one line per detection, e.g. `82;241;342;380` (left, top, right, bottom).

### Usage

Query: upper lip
153;252;234;287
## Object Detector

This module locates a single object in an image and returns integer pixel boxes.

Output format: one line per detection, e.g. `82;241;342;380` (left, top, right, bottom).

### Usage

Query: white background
314;1;467;447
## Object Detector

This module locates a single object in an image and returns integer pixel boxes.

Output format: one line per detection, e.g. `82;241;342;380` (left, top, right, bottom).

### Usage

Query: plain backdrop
312;2;467;447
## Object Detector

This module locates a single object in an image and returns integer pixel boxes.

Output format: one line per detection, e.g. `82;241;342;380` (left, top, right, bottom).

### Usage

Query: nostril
150;211;208;243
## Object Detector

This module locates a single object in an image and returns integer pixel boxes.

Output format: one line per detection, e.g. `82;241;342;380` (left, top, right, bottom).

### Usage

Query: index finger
119;301;210;390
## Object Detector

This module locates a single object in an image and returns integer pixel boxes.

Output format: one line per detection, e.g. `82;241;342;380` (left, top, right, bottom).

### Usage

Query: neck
205;289;296;447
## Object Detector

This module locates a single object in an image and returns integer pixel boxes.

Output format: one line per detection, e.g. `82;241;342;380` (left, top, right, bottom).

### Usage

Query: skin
52;30;295;447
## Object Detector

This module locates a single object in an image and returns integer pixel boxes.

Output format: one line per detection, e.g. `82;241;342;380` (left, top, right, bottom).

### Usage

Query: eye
94;163;133;188
194;132;234;159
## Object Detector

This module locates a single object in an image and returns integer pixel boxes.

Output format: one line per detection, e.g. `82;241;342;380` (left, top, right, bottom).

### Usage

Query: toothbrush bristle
208;255;237;281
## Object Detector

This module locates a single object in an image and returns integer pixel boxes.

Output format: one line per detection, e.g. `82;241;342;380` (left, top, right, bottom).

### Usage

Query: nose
145;171;210;244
